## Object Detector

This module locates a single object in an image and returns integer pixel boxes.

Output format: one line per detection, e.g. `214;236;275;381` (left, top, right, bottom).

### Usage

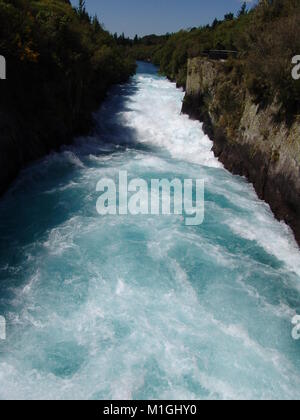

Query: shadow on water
91;63;161;156
93;80;150;153
0;63;158;287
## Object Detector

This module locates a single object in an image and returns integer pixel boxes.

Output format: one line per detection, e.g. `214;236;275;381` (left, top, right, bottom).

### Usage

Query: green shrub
0;0;136;139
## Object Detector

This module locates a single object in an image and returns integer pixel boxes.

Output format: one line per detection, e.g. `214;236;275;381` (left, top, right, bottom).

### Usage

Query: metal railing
0;55;6;79
200;50;238;60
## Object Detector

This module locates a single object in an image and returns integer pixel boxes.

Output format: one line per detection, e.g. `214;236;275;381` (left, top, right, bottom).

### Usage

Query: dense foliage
128;3;252;86
243;0;300;120
0;0;136;143
130;0;300;120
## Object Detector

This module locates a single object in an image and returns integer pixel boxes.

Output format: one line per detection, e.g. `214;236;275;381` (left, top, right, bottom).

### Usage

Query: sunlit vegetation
243;0;300;120
0;0;136;142
129;0;300;119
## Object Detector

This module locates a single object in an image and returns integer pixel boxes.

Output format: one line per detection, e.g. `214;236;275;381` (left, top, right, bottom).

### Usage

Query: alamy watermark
0;316;6;341
0;55;6;80
292;56;300;81
292;315;300;341
96;171;205;226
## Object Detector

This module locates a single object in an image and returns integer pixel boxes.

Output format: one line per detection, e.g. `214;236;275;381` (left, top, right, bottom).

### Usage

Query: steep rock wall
182;57;300;246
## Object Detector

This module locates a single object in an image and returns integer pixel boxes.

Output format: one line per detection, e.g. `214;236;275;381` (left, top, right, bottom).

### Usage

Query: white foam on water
227;212;300;278
120;75;221;168
0;64;300;400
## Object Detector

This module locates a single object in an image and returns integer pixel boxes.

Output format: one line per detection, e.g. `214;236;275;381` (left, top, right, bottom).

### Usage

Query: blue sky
70;0;254;38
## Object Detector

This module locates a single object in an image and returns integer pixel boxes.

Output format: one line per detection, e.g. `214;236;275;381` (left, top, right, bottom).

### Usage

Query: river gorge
0;62;300;400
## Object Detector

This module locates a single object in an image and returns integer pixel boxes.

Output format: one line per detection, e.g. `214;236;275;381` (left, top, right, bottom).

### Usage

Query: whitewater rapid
0;62;300;400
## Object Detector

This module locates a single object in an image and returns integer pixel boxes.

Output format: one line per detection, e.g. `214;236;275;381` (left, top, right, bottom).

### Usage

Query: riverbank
181;57;300;247
1;63;300;400
0;0;135;197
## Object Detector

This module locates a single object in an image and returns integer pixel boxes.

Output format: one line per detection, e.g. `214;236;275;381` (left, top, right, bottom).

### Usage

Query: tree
237;2;248;18
212;18;220;29
224;13;234;21
78;0;89;21
78;0;86;15
92;15;102;33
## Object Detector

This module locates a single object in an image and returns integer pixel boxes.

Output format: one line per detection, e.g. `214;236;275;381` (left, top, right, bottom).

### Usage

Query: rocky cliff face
0;109;76;196
0;95;91;196
0;73;132;196
0;0;136;197
182;57;300;246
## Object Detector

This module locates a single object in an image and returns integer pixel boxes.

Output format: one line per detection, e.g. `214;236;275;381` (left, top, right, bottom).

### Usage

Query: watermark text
0;55;6;80
0;316;6;341
96;171;205;226
292;315;300;340
292;55;300;80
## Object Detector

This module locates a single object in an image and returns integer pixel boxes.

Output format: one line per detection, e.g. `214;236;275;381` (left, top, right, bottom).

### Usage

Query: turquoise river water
0;62;300;400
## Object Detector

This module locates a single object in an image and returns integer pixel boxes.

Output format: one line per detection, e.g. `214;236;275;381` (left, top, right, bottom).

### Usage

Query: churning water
0;62;300;400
